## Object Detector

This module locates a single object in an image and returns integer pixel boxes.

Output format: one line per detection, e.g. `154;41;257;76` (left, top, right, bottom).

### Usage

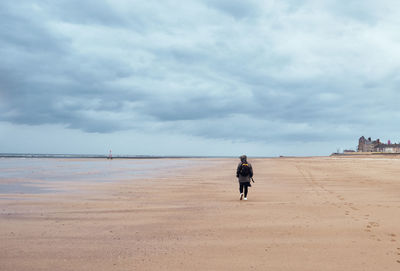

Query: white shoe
244;198;247;200
240;193;243;200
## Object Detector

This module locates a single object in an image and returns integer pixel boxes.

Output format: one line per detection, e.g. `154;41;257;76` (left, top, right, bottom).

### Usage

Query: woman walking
236;155;253;201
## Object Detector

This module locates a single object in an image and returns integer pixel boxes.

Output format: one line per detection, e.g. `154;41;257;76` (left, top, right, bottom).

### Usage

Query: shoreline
0;153;254;159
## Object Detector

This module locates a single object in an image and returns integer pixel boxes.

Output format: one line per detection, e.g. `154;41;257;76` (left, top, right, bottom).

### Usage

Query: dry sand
1;157;400;270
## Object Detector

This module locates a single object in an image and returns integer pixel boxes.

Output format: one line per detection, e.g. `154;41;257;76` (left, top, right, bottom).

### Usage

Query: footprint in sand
368;222;379;227
365;227;371;232
388;233;397;242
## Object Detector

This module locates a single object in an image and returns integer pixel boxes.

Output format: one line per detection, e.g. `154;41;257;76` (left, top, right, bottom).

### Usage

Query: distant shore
0;153;238;159
331;152;400;157
0;153;336;159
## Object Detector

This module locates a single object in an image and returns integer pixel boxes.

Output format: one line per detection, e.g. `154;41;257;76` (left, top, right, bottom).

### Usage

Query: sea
0;153;221;195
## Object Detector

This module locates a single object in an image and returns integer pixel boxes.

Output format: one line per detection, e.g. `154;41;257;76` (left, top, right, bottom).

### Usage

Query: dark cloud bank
1;0;400;148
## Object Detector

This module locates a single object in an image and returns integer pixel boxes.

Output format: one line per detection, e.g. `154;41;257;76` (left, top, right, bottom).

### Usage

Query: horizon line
0;152;327;159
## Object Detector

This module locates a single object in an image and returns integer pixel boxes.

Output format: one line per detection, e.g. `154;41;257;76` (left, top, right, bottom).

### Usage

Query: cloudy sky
1;0;400;156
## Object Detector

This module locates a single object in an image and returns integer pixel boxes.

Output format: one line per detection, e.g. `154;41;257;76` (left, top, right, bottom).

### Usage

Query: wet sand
1;157;400;270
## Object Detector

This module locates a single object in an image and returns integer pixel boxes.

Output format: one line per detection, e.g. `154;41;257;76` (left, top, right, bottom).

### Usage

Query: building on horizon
358;136;400;153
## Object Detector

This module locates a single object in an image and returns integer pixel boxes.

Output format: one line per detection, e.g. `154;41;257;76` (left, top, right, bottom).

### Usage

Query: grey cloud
42;0;126;26
325;0;381;24
167;114;352;144
140;94;240;121
202;0;260;20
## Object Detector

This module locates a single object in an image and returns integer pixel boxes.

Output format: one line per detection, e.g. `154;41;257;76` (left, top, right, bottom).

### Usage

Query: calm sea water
0;158;207;194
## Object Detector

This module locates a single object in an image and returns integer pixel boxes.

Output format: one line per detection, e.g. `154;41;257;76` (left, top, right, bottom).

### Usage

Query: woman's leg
239;183;244;200
244;183;249;198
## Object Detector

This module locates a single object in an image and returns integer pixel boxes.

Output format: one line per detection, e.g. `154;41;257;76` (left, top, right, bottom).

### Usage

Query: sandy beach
1;157;400;270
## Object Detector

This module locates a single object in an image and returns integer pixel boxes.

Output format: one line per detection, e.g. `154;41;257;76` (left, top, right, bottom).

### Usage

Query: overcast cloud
1;0;400;156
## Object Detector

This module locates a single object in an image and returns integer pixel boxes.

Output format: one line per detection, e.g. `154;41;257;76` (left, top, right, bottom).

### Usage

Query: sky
1;0;400;157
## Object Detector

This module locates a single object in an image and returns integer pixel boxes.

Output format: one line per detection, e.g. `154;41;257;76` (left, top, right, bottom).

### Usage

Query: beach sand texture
1;157;400;270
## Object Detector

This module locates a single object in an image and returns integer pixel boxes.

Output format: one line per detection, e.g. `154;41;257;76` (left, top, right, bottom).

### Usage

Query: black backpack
240;163;250;176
